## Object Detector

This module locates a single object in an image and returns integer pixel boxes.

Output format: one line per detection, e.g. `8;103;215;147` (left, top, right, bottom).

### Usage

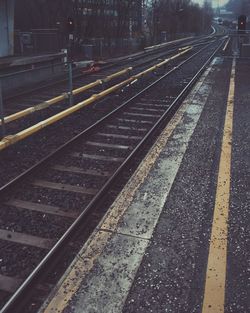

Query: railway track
2;34;218;121
0;35;226;313
2;40;187;114
0;33;227;188
2;34;208;105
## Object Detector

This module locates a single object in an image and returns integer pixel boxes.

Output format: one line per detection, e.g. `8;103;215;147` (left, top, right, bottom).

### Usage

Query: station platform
39;56;250;313
0;52;65;70
0;52;67;96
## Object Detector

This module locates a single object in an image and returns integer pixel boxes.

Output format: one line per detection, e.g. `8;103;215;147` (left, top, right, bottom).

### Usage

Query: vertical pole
100;39;103;59
68;33;74;106
0;81;6;138
68;60;73;106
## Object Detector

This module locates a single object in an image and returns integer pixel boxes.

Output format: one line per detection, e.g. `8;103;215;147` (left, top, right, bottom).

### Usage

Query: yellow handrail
0;67;132;125
0;47;192;151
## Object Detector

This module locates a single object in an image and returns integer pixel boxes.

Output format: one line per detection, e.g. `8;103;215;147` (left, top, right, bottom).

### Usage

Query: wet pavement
226;58;250;313
39;56;250;313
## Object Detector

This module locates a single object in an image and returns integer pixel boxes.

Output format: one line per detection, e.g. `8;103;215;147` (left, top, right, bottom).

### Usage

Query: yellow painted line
202;58;236;313
42;231;112;313
101;63;212;233
40;64;212;313
101;100;190;232
40;93;189;313
0;47;192;152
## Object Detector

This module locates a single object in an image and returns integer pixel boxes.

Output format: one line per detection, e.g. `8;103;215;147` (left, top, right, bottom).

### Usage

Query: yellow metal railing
0;67;132;126
0;47;192;151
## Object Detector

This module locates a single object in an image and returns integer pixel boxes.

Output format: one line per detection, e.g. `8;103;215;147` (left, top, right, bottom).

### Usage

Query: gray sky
193;0;228;7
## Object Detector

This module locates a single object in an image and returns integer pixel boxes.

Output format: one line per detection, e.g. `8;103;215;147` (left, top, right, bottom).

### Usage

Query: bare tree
145;0;213;44
226;0;250;15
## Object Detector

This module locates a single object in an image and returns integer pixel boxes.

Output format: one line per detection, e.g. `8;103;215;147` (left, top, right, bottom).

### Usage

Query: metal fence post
68;60;73;106
0;81;6;139
68;33;74;106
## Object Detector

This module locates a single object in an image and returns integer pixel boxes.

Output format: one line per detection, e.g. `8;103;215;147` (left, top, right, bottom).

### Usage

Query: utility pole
67;17;75;107
0;82;6;138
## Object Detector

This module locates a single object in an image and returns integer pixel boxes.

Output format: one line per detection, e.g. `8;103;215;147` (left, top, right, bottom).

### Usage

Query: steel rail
0;48;192;151
0;42;196;127
3;33;218;104
2;37;191;102
0;43;196;125
0;38;226;313
0;38;225;195
0;67;133;126
0;38;226;195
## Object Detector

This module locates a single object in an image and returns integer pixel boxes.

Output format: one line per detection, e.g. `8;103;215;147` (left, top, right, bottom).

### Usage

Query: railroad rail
0;47;193;151
1;34;220;125
0;34;226;313
0;35;228;182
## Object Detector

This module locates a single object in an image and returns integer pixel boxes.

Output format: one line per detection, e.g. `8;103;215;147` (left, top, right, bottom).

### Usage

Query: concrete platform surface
39;56;250;313
0;52;65;69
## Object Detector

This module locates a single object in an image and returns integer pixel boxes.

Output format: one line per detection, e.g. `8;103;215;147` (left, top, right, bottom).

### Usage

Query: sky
193;0;228;7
